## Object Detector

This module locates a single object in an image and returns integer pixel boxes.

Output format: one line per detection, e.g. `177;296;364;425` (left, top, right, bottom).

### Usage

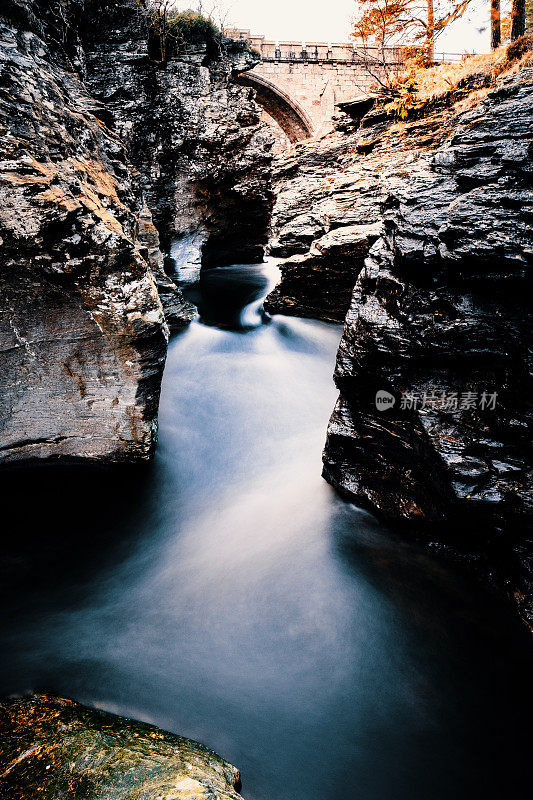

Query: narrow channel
0;263;530;799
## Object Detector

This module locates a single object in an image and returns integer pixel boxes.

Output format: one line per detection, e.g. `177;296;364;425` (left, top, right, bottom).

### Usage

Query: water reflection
0;263;531;800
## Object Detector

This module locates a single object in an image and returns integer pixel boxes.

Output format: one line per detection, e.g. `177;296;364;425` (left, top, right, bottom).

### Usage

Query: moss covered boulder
0;694;243;800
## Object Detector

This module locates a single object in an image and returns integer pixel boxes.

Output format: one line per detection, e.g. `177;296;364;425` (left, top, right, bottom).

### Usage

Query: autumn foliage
352;0;530;74
386;32;533;118
352;0;470;67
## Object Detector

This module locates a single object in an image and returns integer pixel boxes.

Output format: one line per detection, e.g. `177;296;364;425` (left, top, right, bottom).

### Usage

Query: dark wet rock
336;94;377;123
265;139;386;321
0;694;243;800
0;0;272;465
267;65;533;625
137;208;196;331
265;222;381;321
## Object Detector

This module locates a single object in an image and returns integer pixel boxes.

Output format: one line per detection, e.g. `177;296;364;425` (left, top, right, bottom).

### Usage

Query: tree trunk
491;0;501;49
511;0;526;39
426;0;435;61
527;0;533;33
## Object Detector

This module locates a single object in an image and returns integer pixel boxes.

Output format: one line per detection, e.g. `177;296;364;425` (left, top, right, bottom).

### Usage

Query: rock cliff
82;0;273;271
0;0;272;465
0;694;243;800
267;63;533;623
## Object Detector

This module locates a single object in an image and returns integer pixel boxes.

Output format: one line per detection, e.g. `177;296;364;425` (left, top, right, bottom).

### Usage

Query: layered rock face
0;0;272;466
265;136;384;321
0;694;243;800
82;0;273;270
267;66;533;621
0;0;168;464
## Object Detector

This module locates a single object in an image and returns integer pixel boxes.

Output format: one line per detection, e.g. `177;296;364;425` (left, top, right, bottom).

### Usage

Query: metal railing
433;51;476;64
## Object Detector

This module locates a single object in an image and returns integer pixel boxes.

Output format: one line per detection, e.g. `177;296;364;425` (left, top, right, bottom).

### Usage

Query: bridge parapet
224;28;403;64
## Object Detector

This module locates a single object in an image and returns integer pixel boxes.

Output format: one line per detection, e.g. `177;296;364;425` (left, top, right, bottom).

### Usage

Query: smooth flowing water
0;263;531;800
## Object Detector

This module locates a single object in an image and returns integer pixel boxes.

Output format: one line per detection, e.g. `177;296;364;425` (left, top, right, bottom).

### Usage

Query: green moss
224;37;260;60
165;10;221;47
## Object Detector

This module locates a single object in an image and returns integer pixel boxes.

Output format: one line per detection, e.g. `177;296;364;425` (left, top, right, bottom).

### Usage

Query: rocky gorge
265;53;533;626
1;2;533;797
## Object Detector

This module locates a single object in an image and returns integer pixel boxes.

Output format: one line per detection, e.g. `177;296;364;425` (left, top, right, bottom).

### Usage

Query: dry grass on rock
386;34;533;117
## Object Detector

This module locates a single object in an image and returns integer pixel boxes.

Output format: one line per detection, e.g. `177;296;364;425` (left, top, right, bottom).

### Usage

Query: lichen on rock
0;3;168;464
0;694;243;800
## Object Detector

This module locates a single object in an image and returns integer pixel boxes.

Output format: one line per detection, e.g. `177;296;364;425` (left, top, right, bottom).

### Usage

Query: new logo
375;390;396;411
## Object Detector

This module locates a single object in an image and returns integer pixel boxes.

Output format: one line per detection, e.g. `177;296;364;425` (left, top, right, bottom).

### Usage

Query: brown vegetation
385;33;533;117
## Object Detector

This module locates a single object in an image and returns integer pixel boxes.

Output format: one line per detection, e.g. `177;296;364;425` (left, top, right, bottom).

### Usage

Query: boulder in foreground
0;694;243;800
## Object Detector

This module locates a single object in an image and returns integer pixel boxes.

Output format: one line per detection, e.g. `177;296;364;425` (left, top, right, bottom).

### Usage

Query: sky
172;0;496;54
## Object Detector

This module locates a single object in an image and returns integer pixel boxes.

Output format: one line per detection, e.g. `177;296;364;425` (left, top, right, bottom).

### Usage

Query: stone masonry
225;29;403;138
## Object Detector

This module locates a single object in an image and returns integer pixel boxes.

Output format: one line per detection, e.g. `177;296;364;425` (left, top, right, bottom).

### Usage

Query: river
0;262;531;799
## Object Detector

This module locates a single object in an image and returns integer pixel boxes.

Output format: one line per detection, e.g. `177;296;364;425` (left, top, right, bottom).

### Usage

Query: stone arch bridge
226;29;404;142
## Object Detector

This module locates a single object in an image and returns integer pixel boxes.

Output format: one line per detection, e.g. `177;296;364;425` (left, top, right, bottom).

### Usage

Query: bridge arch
234;72;314;143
